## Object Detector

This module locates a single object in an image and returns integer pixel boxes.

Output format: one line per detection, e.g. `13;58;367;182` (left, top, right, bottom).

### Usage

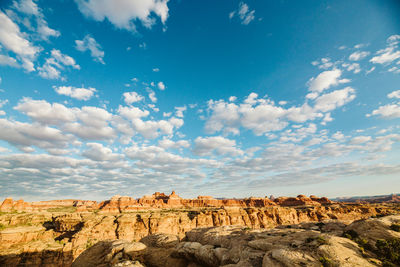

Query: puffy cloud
75;0;169;32
82;142;121;161
388;90;400;99
75;35;105;64
0;118;73;151
350;136;372;144
307;69;348;93
54;86;97;101
311;58;334;69
157;81;165;90
368;104;400;119
205;88;355;136
38;49;80;80
117;105;183;139
370;46;400;64
175;106;186;118
118;105;149;120
229;2;255;25
12;0;60;40
193;136;243;156
158;138;190;149
123;91;143;104
343;63;361;74
0;11;39;71
148;90;157;102
15;98;116;140
14;98;76;124
0;54;19;67
313;87;356;112
348;51;370;61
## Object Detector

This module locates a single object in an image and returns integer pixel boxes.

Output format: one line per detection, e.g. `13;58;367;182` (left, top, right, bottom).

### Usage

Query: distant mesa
0;191;336;213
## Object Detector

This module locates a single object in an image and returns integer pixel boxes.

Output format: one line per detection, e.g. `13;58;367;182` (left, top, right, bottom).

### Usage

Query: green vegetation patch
319;256;332;267
389;224;400;232
375;238;400;267
47;206;77;213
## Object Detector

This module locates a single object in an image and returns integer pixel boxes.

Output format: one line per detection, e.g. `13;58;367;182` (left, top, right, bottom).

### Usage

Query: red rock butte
0;192;332;213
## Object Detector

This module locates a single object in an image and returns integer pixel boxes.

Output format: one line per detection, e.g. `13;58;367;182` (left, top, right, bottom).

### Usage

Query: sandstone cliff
71;215;400;267
0;192;333;213
0;203;399;266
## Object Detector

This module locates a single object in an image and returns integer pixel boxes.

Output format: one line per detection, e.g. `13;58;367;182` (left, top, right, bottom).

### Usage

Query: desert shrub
47;206;77;213
375;238;400;266
390;224;400;232
319;256;332;267
342;229;359;240
86;239;95;249
0;223;5;231
305;236;328;246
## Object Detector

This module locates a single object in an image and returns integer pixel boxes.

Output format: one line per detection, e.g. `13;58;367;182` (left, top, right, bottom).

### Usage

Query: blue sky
0;0;400;201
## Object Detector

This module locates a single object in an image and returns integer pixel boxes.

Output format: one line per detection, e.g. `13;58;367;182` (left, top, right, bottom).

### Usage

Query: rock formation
70;215;400;267
0;191;333;213
0;202;399;266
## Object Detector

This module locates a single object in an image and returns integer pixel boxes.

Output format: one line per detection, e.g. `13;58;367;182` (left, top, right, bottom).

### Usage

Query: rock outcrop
0;202;399;266
71;215;400;267
0;191;333;213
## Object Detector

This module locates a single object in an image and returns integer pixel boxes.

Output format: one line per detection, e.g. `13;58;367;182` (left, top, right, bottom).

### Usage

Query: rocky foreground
71;214;400;267
0;193;399;266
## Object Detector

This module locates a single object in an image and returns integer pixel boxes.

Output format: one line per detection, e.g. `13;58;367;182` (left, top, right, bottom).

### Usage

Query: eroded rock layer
0;191;332;213
0;202;399;266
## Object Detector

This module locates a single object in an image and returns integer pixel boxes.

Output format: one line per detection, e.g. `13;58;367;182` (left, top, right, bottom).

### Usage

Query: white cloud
75;34;105;64
38;49;80;80
0;118;73;151
366;66;375;74
343;62;361;73
307;69;348;93
230;2;255;25
14;98;76;125
82;142;121;161
12;0;60;40
370;46;400;64
157;81;165;90
0;11;39;71
158;138;190;149
387;35;400;46
368;104;400;119
0;54;19;67
388;90;400;99
123;91;143;104
350;136;372;145
388;66;400;74
313;87;356;112
152;67;159;72
175;106;186;118
75;0;169;32
54;86;97;101
193;136;243;156
349;51;370;61
118;105;149;120
148;90;157;103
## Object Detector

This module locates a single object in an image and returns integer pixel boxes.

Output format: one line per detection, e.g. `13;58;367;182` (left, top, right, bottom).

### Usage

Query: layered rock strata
0;192;333;213
0;203;399;266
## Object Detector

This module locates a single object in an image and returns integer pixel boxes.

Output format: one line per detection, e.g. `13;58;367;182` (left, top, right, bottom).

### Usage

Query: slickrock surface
0;193;399;266
71;215;400;267
0;202;399;266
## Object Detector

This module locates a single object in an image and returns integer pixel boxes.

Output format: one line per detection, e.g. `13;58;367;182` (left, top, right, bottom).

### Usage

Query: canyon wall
0;191;332;213
0;203;399;266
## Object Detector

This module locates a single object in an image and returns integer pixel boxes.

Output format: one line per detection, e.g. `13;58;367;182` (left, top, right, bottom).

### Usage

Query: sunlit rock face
0;191;333;213
0;193;398;266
